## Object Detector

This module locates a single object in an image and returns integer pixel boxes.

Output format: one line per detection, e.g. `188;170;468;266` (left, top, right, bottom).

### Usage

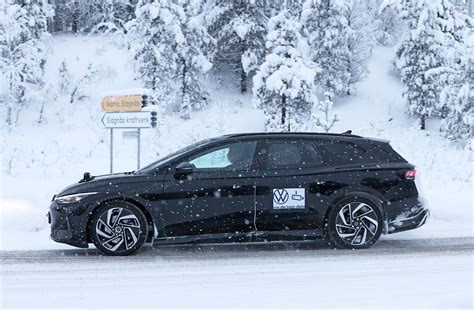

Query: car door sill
153;232;254;245
255;229;324;239
153;229;324;245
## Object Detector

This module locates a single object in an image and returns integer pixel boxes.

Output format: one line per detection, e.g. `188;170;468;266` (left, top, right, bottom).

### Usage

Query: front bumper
387;197;430;234
48;201;89;248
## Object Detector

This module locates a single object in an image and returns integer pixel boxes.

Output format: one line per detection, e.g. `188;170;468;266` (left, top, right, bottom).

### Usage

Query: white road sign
101;112;151;128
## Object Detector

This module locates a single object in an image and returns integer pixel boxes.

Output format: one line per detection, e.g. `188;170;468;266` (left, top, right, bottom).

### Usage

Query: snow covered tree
301;0;352;97
438;53;473;141
427;10;473;141
50;0;136;33
312;91;339;132
346;0;376;90
375;0;404;46
130;0;214;119
390;0;464;129
253;10;315;132
213;0;267;93
54;0;97;33
0;0;52;126
88;0;142;41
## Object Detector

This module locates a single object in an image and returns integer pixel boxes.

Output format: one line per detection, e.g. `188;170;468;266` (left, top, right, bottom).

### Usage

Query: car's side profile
48;132;429;255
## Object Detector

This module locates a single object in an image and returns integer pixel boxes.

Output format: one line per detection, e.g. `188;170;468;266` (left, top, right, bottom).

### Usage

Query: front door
161;140;259;238
255;138;326;237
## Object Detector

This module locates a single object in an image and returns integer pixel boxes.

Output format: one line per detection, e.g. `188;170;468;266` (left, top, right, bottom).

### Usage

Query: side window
188;141;257;171
319;140;368;166
268;142;300;168
190;148;230;168
265;139;323;170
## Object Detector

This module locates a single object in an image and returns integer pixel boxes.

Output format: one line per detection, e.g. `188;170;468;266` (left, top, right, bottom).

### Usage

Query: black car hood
57;172;141;197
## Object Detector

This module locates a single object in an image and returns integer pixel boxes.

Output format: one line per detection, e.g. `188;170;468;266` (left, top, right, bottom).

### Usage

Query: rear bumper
387;196;430;234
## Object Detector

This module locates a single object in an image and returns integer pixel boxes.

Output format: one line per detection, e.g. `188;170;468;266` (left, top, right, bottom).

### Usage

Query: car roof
220;131;364;140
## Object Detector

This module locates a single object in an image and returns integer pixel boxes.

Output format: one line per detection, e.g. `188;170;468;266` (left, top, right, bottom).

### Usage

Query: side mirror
174;162;194;179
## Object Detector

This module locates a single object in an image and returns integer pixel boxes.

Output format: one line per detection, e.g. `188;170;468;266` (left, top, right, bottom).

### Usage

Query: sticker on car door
273;188;305;209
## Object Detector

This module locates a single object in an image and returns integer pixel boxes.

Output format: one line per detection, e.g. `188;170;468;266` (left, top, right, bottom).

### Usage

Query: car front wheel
326;198;383;249
89;201;148;256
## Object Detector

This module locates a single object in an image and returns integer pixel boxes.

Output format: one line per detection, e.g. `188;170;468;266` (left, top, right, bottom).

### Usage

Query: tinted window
318;140;368;166
368;142;407;163
264;139;323;170
316;139;406;166
188;141;257;171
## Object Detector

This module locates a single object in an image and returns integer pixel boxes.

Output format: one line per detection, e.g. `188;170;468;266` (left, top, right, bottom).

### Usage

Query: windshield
136;138;216;174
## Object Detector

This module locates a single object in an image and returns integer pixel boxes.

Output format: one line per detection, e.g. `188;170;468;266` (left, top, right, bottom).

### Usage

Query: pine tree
253;10;315;132
393;0;462;130
91;0;127;34
214;0;267;93
130;0;213;119
376;0;403;46
301;0;352;97
50;0;137;33
439;51;473;141
346;0;376;90
430;9;473;141
0;0;52;126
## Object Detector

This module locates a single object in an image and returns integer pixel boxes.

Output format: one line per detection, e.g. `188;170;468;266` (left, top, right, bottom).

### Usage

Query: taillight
405;169;417;180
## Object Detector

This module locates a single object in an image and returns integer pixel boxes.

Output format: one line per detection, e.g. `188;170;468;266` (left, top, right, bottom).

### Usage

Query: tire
89;201;148;256
326;197;383;249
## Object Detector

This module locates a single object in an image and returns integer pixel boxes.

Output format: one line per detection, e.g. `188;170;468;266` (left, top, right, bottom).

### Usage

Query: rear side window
368;141;407;163
318;140;368;166
317;139;407;166
264;139;323;170
261;138;406;171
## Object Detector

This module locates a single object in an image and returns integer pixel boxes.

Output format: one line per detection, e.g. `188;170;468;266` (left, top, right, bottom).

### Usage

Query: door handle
232;185;255;190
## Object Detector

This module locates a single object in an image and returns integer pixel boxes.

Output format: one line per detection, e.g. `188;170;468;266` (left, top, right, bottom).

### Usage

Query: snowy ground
0;35;472;308
2;238;472;309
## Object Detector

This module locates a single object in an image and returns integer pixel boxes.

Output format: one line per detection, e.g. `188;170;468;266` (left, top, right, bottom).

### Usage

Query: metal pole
137;128;141;170
110;128;114;174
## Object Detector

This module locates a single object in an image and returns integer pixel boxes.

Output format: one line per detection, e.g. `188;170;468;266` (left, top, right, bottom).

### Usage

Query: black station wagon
48;132;429;255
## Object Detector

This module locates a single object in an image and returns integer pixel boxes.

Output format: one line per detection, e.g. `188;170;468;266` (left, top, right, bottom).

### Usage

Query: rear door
161;139;260;238
254;138;327;236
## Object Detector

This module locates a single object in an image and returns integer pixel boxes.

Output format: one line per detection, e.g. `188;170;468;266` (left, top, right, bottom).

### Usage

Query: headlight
55;192;98;205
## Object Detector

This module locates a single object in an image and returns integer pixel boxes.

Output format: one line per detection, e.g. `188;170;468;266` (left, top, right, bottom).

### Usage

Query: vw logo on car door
273;189;290;204
273;188;305;210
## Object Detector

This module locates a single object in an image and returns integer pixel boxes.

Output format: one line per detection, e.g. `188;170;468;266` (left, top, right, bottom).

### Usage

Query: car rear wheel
326;198;383;249
89;201;148;256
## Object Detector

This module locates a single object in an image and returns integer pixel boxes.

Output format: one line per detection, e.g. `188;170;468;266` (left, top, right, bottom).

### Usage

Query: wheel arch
86;198;155;243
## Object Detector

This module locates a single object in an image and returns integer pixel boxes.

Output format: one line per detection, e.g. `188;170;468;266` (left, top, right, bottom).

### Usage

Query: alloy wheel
95;207;142;252
334;202;379;246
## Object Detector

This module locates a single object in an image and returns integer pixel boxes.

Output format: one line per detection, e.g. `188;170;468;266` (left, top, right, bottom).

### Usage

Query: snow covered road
1;237;472;309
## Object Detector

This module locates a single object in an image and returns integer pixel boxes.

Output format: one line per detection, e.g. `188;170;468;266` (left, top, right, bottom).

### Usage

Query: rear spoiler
340;130;390;143
366;137;391;143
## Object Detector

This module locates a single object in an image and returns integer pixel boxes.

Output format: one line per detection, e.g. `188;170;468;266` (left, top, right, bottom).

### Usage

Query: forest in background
0;0;472;142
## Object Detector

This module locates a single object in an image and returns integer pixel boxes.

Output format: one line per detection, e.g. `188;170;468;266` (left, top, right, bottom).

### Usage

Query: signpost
100;93;157;173
101;111;152;129
101;95;143;112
